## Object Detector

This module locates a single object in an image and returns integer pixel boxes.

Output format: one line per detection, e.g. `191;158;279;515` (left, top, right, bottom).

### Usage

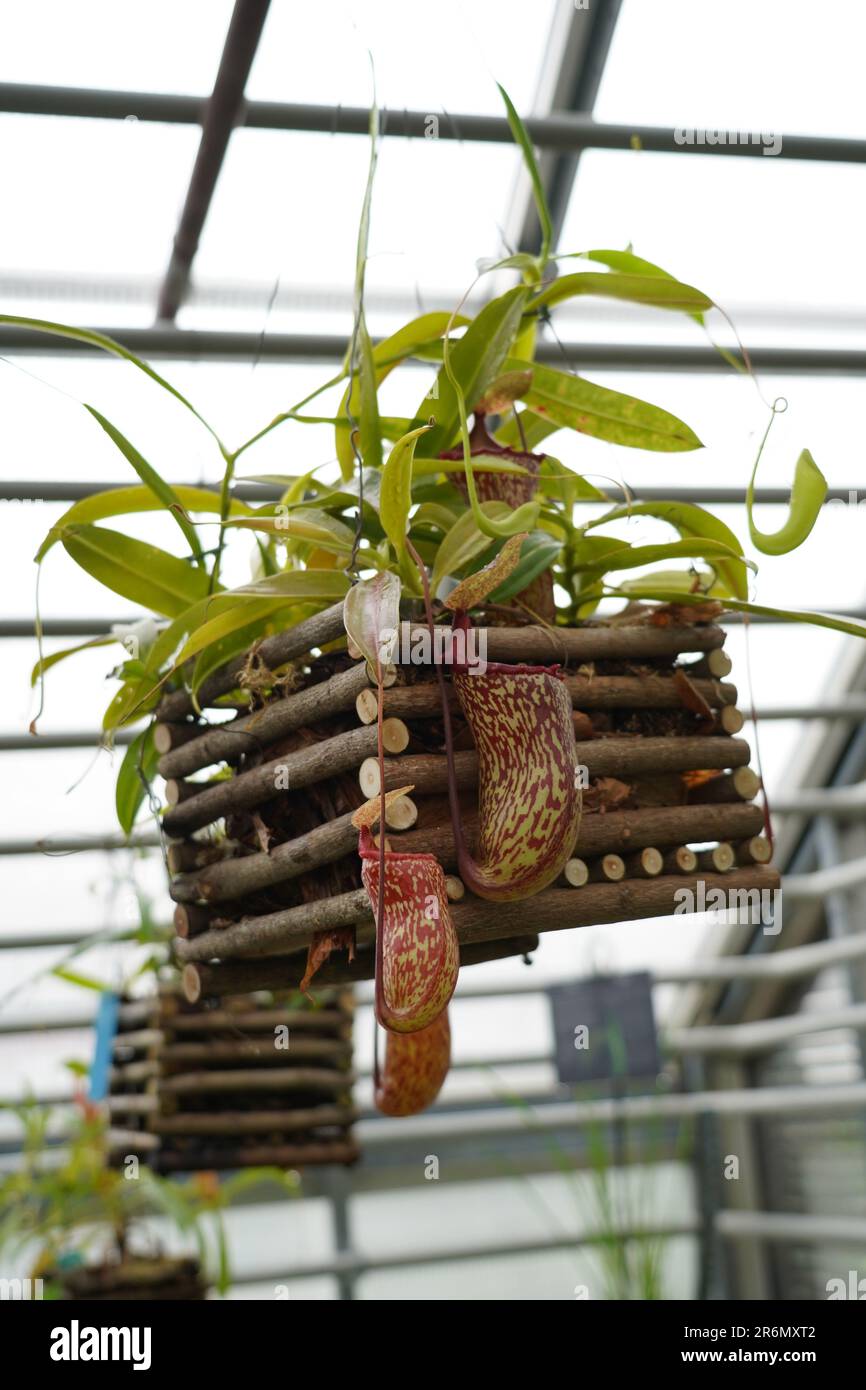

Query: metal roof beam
3;480;866;506
0;325;862;373
2;83;865;163
5;608;866;643
516;0;622;254
155;0;271;322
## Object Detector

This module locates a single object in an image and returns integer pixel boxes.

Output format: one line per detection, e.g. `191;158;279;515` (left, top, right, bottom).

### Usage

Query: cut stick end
359;757;381;799
732;767;761;800
632;846;663;877
153;724;174;755
166;843;185;876
589;853;625;883
737;835;773;865
153;721;202;755
164;779;183;808
564;858;589;888
719;706;745;734
355;689;378;725
666;846;698;874
445;875;465;902
603;853;626;881
708;649;733;678
381;717;410;754
181;964;203;1005
384;795;418;830
700;842;735;873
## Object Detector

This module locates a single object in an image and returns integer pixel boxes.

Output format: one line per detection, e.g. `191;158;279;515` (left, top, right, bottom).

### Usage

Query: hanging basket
106;986;359;1171
157;601;778;1001
53;1255;207;1301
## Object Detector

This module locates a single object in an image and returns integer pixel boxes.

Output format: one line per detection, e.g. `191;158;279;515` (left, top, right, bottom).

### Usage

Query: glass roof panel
0;0;232;93
187;128;519;311
557;150;864;324
0;115;199;285
247;0;556;114
596;0;866;139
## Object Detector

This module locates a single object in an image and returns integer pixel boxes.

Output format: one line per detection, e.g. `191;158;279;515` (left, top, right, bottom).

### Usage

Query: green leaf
51;967;109;992
585;500;750;599
509;359;704;452
83;407;205;566
583;537;752;575
411;477;464;510
36;486;252;562
411;501;460;532
173;599;305;669
375;315;470;369
496;409;562;452
474;369;533;416
412;454;531;478
102;678;162;733
225;507;356;554
497;83;552;267
116;724;158;835
171;574;349;670
0;313;226;451
30;635;115;686
489;531;562;602
538;457;608;506
334;315;467;481
617;568;723;596
212;570;351;606
61;525;213;617
747;447;827;556
431;502;511;592
352;313;383;476
343;571;402;674
532;272;712;315
190;611;298;696
420;286;529;456
215;1214;230;1296
379;423;433;561
336;99;382;481
565;249;711;325
101;597;218;731
573;534;634;568
606;587;866;642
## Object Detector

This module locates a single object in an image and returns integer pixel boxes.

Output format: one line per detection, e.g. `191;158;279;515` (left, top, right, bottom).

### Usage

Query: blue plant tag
57;1250;85;1270
89;991;120;1102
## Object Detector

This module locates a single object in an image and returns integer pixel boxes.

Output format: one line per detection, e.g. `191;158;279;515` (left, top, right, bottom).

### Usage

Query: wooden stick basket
107;986;359;1171
55;1256;207;1301
157;601;779;1003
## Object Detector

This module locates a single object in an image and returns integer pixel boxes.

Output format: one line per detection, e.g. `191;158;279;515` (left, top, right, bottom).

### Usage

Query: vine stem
372;649;386;1088
209;446;237;594
405;539;469;872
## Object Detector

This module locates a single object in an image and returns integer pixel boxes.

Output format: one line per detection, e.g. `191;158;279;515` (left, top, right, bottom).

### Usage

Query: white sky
0;4;864;1293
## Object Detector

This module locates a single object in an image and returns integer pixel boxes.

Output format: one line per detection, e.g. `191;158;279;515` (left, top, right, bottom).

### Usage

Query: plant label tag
88;991;121;1102
547;973;658;1085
